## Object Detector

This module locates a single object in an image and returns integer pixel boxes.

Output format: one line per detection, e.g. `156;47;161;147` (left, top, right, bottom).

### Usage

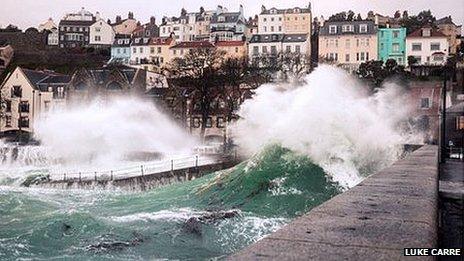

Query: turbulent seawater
0;145;342;260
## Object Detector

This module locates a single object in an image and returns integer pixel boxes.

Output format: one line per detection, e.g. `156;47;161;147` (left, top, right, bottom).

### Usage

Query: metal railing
51;155;221;182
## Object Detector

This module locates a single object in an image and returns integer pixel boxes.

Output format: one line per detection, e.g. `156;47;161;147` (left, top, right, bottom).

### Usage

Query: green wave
0;145;342;260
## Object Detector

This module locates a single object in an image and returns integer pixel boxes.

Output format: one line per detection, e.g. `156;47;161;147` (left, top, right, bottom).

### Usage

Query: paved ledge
229;145;438;261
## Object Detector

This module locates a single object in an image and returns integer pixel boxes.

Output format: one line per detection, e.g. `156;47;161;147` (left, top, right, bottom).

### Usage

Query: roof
211;12;242;24
88;68;138;84
59;19;95;26
111;18;136;26
150;37;174;45
249;34;285;43
436;16;456;26
170;41;215;49
282;34;309;43
407;27;447;38
21;68;70;91
319;20;377;35
131;37;151;46
261;7;311;15
215;41;245;46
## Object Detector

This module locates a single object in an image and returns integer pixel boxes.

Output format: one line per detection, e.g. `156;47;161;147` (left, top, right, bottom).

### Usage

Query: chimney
116;15;122;23
261;5;266;13
239;4;244;15
128;11;134;20
150;16;156;25
95;11;101;20
217;5;223;14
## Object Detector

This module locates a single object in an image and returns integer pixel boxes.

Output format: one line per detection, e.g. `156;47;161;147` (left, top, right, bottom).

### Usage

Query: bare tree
165;48;225;140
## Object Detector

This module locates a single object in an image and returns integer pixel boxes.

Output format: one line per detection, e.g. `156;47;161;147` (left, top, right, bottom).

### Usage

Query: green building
377;28;407;65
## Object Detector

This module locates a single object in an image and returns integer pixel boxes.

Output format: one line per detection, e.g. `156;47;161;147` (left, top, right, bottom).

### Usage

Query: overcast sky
1;0;463;29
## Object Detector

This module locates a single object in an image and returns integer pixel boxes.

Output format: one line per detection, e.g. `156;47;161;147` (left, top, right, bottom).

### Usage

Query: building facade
58;8;95;48
258;4;312;35
209;5;246;42
436;16;462;54
319;20;378;72
215;41;247;58
159;15;191;42
111;12;138;35
148;37;176;71
130;37;151;67
170;41;215;60
248;33;310;60
110;34;132;64
406;26;449;66
377;27;407;65
0;67;70;135
132;17;160;38
89;15;115;47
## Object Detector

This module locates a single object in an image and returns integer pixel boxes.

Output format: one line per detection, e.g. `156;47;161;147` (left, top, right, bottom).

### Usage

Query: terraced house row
34;4;461;73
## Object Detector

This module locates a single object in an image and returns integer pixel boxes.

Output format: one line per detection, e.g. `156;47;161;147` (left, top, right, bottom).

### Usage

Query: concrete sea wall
229;145;439;260
35;161;238;191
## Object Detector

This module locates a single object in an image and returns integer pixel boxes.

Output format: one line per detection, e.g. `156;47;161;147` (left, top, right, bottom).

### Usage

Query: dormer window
218;16;225;22
135;38;140;43
342;24;354;32
422;28;431;37
329;25;337;34
359;24;368;33
294;8;300;13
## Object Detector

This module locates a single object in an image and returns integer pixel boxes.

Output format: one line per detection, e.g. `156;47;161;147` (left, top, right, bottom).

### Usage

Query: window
295;45;301;53
95;27;101;32
420;98;430;108
217;117;225;128
44;101;50;112
392;43;400;52
366;52;369;60
412;43;422;51
392;30;400;38
253;46;259;55
271;46;277;54
329;25;337;34
345;54;350;62
380;43;384;50
139;47;143;53
192;117;201;128
11;86;22;98
359;24;368;33
157;47;162;53
262;46;268;53
345;39;350;48
5;100;11;112
5;116;11;127
430;43;440;51
286;45;291;52
133;47;137;53
205;117;212;128
342;25;353;32
360;52;365;61
19;116;29;128
150;47;155;54
271;26;274;32
94;36;101;41
235;47;239;53
264;26;267;32
433;55;444;62
278;26;282;31
456;116;464;130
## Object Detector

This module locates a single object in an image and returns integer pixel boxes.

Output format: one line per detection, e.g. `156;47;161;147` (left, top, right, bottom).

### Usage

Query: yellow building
258;4;312;35
319;20;378;72
148;37;176;72
215;41;247;58
169;41;216;60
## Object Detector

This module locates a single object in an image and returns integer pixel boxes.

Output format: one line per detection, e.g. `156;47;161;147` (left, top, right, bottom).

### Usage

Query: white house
159;16;192;42
89;14;115;46
130;37;151;66
0;67;70;135
406;26;449;66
